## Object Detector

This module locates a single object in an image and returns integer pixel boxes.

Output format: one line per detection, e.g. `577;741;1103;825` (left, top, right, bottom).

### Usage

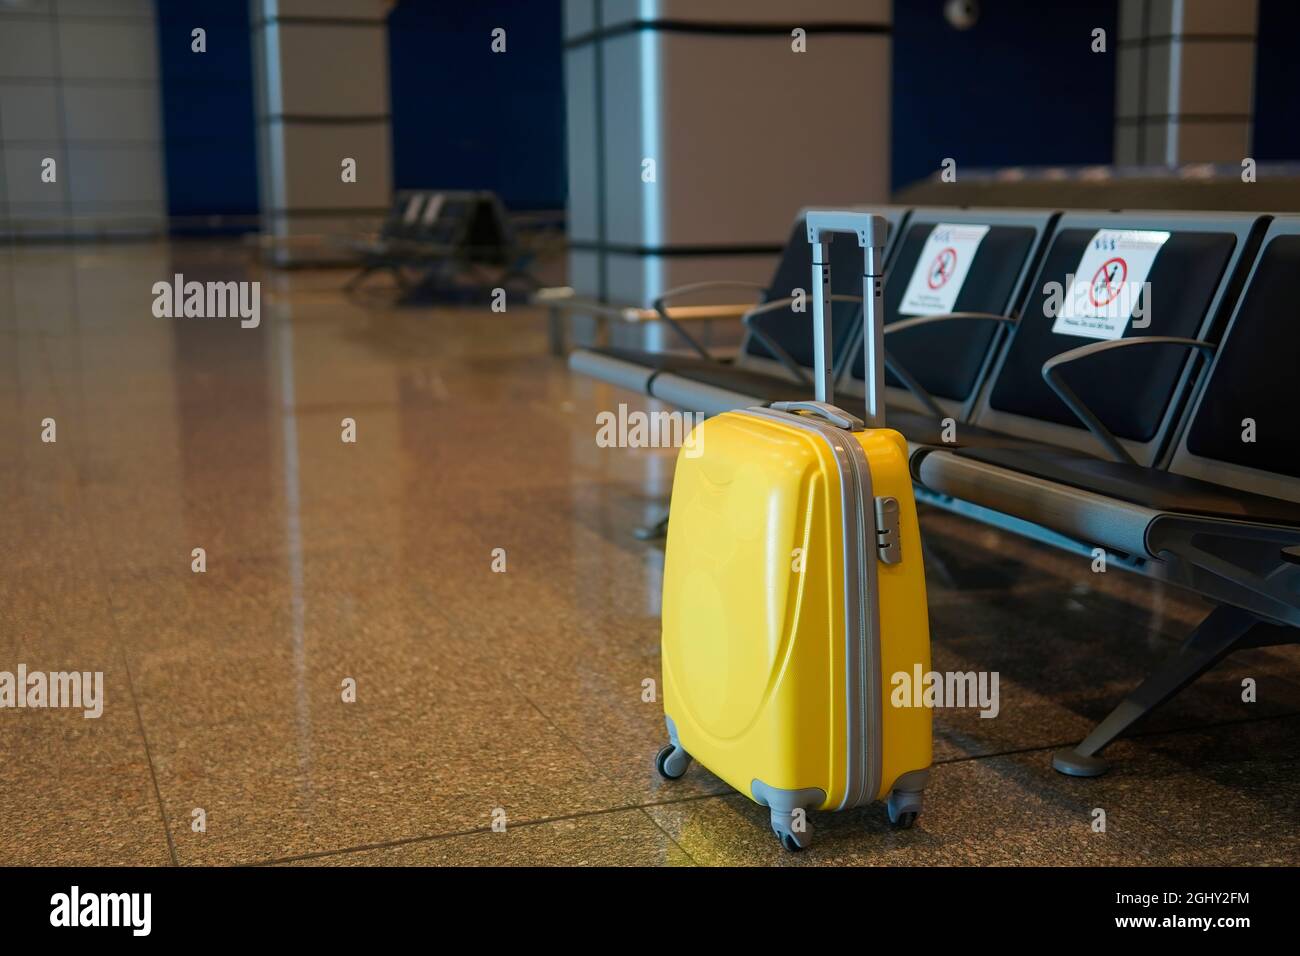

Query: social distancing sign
1053;228;1170;340
899;223;991;316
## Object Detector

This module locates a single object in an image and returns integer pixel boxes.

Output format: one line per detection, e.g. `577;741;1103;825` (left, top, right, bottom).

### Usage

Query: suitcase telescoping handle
802;210;889;429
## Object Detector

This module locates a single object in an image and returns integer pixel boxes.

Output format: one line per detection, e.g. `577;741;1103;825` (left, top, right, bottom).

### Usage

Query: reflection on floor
2;240;1298;866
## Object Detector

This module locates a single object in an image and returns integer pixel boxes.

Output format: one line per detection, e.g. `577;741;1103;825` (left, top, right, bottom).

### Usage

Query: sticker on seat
898;223;991;316
1052;228;1170;340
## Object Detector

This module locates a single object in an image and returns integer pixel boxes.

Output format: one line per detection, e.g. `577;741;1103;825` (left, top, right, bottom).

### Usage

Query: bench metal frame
913;443;1300;775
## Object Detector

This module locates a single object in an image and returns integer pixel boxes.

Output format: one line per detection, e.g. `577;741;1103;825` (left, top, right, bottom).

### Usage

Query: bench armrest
739;293;863;386
1041;336;1215;466
837;310;1018;415
652;281;768;360
533;285;575;303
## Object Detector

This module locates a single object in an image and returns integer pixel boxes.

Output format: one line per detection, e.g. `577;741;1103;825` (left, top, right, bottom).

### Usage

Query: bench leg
548;305;565;357
1052;605;1272;777
634;509;671;541
344;264;377;292
393;263;417;293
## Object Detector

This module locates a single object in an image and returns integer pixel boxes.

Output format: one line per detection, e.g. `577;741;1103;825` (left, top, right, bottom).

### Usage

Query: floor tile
281;809;694;866
0;641;172;866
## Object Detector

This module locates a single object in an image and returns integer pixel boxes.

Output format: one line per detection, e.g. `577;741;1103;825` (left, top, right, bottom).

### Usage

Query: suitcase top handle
805;210;889;429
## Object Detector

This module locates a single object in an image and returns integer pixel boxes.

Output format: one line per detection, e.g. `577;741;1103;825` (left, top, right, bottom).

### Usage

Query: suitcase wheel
654;744;692;780
779;832;808;853
886;788;923;829
769;809;813;851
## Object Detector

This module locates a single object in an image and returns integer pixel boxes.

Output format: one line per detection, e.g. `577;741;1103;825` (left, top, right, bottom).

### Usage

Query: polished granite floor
2;240;1298;867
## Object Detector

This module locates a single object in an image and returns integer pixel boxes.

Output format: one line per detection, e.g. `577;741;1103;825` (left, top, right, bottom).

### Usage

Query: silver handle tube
805;210;889;428
862;241;886;428
811;239;833;404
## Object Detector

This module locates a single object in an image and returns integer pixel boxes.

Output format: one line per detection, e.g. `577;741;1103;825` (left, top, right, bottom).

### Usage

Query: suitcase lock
874;497;902;565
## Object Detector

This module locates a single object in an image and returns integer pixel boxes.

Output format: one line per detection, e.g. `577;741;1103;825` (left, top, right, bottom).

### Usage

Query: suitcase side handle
805;211;889;429
769;400;864;432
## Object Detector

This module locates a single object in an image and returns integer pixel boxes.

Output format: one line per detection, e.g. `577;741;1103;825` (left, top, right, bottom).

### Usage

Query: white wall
250;0;393;266
0;0;167;239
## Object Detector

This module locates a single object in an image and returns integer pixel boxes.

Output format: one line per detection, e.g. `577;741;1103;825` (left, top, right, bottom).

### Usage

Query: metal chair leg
634;510;671;541
1052;605;1277;777
344;264;378;292
548;304;566;357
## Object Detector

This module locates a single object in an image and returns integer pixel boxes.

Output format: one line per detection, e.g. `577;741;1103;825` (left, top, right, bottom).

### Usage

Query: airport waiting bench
913;213;1299;774
568;205;1300;775
344;190;535;298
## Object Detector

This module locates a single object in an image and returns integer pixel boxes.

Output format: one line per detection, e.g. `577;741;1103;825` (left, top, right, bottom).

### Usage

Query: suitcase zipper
740;407;881;811
841;431;877;809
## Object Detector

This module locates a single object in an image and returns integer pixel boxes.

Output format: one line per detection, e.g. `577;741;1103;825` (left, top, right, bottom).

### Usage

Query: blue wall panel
388;0;566;209
891;0;1119;191
1252;0;1300;162
154;0;260;229
151;0;1300;223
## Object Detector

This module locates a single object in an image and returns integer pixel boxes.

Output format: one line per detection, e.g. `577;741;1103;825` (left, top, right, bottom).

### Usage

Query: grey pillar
251;0;393;266
1115;0;1258;166
564;0;891;349
0;0;166;240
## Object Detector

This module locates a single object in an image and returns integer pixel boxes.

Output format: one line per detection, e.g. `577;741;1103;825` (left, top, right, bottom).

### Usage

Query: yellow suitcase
655;212;932;851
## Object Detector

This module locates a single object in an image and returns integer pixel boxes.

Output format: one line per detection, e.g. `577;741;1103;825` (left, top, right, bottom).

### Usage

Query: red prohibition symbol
1089;256;1127;308
927;247;958;290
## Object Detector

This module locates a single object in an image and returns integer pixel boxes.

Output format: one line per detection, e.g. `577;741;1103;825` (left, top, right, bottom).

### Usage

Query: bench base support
1052;604;1294;777
634;509;671;541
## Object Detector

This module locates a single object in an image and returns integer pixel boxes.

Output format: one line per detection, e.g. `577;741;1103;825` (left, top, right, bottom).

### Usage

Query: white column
1115;0;1258;166
564;0;891;348
251;0;393;266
